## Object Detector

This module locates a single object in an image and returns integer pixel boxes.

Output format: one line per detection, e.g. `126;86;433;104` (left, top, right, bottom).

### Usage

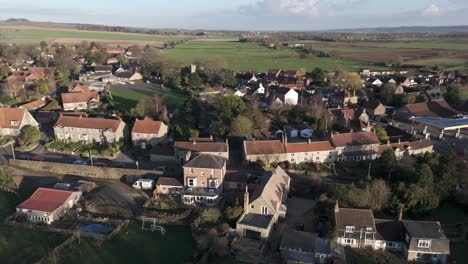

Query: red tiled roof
61;91;99;104
20;100;46;110
286;141;334;153
17;188;73;213
244;140;286;155
175;141;228;153
54;115;122;132
331;132;380;147
405;99;458;118
0;107;27;129
132;117;165;135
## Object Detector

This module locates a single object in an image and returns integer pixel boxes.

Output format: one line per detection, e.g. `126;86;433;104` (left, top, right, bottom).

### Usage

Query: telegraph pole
11;143;15;160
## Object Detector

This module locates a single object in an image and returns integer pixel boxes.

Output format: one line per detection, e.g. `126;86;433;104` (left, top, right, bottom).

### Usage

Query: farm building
16;188;82;224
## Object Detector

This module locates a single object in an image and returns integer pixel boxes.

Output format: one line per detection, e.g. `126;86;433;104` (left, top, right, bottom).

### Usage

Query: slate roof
175;141;228;153
375;219;403;242
331;132;380;147
238;213;273;229
250;166;290;212
183;154;226;169
335;207;376;231
17;188;74;213
280;230;331;255
402;220;450;254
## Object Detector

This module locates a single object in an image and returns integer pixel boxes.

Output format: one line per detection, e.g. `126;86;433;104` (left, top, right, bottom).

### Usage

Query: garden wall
10;160;163;181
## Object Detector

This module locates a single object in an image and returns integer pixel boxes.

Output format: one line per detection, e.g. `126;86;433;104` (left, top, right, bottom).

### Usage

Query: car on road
73;160;88;166
94;162;107;167
31;156;46;161
17;154;31;160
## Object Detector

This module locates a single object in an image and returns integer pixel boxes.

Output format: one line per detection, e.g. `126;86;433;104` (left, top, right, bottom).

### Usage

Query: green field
407;57;468;71
52;221;196;264
0;27;187;42
354;40;468;50
162;41;388;71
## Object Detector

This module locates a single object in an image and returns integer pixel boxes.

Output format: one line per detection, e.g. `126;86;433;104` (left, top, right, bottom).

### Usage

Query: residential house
53;115;128;144
236;166;290;240
401;220;450;264
236;72;258;85
362;100;386;118
286;140;337;164
271;87;299;105
155;177;183;195
329;91;358;107
61;91;99;111
16;188;82;225
331;131;380;162
174;140;229;164
68;83;90;93
377;139;434;159
374;219;403;251
0;107;39;136
394;84;405;95
115;71;143;82
395;99;459;121
106;57;118;65
131;117;168;149
182;154;227;205
334;203;376;248
280;230;346;264
103;47;125;55
19;99;46;111
325;107;371;132
243;140;287;164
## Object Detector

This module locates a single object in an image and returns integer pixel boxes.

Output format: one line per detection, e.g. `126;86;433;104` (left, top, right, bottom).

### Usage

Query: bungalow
236;166;290;240
0;107;39;136
131;117;168;149
331;131;380;162
16;188;82;225
53;115;128;144
61;91;99;111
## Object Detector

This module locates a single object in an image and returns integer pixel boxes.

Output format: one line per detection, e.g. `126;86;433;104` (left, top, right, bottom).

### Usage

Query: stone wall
10;159;163;181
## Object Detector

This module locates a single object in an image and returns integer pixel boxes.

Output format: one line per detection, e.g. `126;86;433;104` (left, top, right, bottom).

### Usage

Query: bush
224;206;243;221
200;208;221;224
18;126;40;146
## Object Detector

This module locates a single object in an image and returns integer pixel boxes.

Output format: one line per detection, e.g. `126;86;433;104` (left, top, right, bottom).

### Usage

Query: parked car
73;160;88;166
31;156;46;161
94;162;107;167
17;154;31;160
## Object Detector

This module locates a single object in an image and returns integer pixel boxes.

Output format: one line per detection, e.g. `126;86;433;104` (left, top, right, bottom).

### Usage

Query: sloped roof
244;140;286;155
175;141;228;153
54;115;122;132
0;107;27;129
250;166;290;212
280;230;331;255
375;219;402;242
183;154;226;169
17;188;74;213
335;207;376;230
404;99;458;118
331;132;380;147
157;177;182;187
132;117;165;135
61;91;98;104
286;141;334;153
20;100;46;110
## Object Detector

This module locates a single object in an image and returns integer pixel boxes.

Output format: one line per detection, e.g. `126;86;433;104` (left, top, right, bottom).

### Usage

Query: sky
0;0;468;31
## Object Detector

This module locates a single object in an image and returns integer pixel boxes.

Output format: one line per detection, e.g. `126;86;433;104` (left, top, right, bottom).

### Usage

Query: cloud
239;0;320;16
280;0;319;15
422;4;444;17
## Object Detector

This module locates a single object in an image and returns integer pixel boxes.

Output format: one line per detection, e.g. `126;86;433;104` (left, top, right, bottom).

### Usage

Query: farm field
50;221;196;264
352;39;468;51
162;41;388;72
0;26;188;45
406;57;468;71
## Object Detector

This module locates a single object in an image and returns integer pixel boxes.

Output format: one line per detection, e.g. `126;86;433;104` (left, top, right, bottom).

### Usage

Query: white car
73;160;88;166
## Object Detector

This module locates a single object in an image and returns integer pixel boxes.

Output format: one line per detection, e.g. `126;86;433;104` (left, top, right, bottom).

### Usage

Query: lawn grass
0;27;187;42
162;41;388;72
53;221;196;264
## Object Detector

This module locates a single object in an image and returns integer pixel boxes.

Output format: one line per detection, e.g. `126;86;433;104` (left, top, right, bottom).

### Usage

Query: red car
94;162;107;167
31;156;45;161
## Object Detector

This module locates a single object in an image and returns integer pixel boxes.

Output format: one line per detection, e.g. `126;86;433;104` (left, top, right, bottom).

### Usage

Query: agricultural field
49;221;196;264
162;41;388;72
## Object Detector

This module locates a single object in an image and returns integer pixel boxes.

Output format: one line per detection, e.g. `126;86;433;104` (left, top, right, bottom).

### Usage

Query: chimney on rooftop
243;186;249;214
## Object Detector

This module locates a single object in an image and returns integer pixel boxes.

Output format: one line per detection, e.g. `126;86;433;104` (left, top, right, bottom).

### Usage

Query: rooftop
175;141;228;153
335;207;376;230
132;117;165;134
0;107;27;129
244;140;286;155
17;188;76;213
238;213;273;229
331;131;380;147
286;141;334;153
157;177;183;187
54;115;123;132
183;154;226;169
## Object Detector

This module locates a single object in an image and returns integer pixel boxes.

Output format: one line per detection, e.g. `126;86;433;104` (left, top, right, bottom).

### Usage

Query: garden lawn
162;41;386;72
53;221;196;264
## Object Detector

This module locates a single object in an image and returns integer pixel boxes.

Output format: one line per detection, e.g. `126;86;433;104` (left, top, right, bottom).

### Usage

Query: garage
244;229;261;240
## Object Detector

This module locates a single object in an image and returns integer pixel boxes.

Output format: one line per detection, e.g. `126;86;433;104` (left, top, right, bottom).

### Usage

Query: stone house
331;131;380;162
377;139;434;160
286;140;337;164
53;114;128;145
61;91;99;111
236;166;290;240
334;203;377;248
174;140;229;164
182;154;227;206
362;100;386;118
131;117;168;149
0;107;39;136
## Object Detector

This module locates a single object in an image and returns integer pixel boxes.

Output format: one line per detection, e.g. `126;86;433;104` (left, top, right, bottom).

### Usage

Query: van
132;178;156;190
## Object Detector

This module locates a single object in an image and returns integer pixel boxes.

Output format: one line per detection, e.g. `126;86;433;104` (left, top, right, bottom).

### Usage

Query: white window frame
345;226;355;232
187;178;196;187
418;240;431;248
261;206;268;215
343;238;355;245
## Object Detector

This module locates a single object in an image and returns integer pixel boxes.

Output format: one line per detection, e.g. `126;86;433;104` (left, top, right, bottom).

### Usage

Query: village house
53;114;128;144
331;131;380;162
401;220;450;264
106;57;119;65
115;71;143;82
0;107;39;136
325;107;371;132
236;166;290;240
377;139;434;159
61;91;99;111
182;154;227;205
334;203;376;248
154;177;183;195
243;140;287;164
174;139;229;164
16;188;82;225
374;219;403;251
271;87;299;105
362;100;386;118
131;117;168;149
19;99;47;111
395;99;459;121
329;91;358;107
286;140;337;164
103;47;125;55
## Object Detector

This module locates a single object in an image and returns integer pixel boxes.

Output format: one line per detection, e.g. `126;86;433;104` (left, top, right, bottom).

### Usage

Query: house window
418;240;431;248
208;179;218;189
345;226;355;232
343;238;355;245
291;153;295;156
190;168;194;174
261;206;268;215
201;171;205;176
10;120;18;126
188;178;196;187
388;242;394;248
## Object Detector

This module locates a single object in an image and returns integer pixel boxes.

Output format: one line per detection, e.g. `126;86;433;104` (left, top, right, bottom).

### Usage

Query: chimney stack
398;204;404;221
243;186;249;214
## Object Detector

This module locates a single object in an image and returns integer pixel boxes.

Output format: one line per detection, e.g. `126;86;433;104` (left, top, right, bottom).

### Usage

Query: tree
220;95;246;122
224;205;243;221
19;126;40;146
0;64;10;79
230;115;254;137
311;67;326;85
130;99;146;117
337;72;362;92
380;83;396;105
375;127;389;141
416;164;434;190
445;85;462;106
380;149;397;181
188;128;199;139
368;179;390;211
200;208;221;224
187;72;203;88
38;83;49;94
39;41;48;51
221;69;236;87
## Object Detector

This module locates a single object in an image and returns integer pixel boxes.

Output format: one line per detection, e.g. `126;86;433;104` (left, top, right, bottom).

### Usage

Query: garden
45;140;124;158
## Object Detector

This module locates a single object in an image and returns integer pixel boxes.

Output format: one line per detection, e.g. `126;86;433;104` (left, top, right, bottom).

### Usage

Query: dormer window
10;120;18;126
345;226;355;232
418;240;431;248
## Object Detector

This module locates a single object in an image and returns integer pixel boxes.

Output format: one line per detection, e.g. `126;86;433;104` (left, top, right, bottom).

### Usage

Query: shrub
224;206;243;221
200;208;221;224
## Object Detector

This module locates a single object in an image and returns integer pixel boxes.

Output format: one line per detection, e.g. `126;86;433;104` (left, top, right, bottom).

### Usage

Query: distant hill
5;18;30;23
330;26;468;33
